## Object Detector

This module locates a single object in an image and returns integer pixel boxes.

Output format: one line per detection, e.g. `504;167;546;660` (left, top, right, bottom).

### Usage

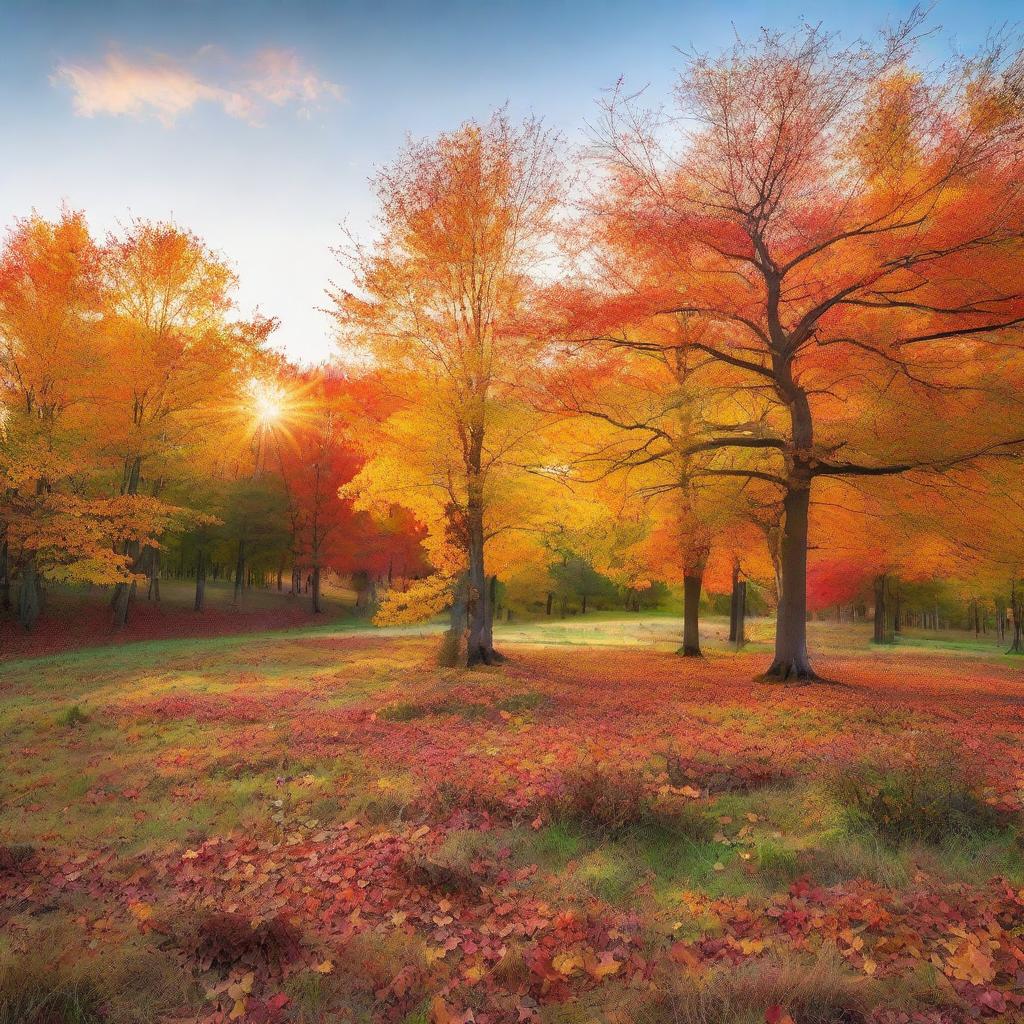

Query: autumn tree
570;17;1024;679
0;212;184;629
102;219;274;624
332;112;564;665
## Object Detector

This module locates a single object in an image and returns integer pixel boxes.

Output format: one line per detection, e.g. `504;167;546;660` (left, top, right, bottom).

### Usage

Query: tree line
4;15;1024;678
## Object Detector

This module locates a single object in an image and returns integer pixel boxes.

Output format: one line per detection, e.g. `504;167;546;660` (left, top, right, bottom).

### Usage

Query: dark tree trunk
734;580;747;648
679;570;703;657
873;574;895;644
112;577;136;628
481;574;503;662
110;456;142;627
728;559;740;642
763;483;815;680
545;591;553;616
147;547;161;601
0;540;9;612
464;498;495;666
18;557;41;630
233;538;246;607
1009;581;1023;654
194;548;207;611
311;565;322;614
581;593;587;615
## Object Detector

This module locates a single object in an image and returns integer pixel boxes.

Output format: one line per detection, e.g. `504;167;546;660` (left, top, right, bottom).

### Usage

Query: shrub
0;843;36;875
827;741;999;846
180;910;303;972
57;705;89;728
379;701;427;722
548;764;712;841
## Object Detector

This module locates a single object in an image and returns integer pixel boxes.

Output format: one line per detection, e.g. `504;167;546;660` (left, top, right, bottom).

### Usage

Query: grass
2;618;1023;1022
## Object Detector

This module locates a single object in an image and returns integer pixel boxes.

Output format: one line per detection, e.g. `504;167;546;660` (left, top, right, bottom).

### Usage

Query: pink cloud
52;47;342;125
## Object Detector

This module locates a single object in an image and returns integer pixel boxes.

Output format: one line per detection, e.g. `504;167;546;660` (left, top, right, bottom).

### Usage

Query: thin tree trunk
1009;580;1023;654
147;547;161;601
233;538;246;607
545;591;553;616
194;548;207;611
0;540;9;612
728;558;740;643
111;456;142;627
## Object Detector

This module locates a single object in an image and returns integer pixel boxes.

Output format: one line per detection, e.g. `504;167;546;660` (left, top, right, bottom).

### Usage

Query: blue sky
1;0;1018;363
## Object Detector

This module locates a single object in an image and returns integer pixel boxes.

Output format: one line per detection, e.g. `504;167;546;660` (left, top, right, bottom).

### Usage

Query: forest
4;13;1024;1024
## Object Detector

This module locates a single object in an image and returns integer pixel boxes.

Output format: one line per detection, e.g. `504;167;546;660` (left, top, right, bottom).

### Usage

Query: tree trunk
763;483;815;680
194;548;207;611
233;538;246;607
464;497;495;666
439;572;468;666
545;591;553;616
678;570;703;657
734;580;747;648
581;592;587;615
481;574;503;662
872;574;895;644
147;547;161;602
311;564;322;614
1009;581;1023;654
18;557;41;630
0;540;10;612
728;559;740;642
110;456;142;626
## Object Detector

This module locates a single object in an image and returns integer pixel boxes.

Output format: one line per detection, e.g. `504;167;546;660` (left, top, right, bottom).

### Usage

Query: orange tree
331;112;563;665
0;212;185;628
563;17;1024;679
102;219;275;624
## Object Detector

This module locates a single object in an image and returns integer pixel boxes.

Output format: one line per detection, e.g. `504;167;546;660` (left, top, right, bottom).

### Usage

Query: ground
2;616;1023;1024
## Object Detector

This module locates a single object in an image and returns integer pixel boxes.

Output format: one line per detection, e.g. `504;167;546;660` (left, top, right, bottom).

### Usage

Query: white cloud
52;47;343;126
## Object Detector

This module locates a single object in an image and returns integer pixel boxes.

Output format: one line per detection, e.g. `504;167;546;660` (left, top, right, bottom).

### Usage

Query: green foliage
56;704;89;728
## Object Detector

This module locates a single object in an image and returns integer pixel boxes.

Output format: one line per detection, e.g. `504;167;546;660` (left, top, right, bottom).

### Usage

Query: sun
248;377;286;428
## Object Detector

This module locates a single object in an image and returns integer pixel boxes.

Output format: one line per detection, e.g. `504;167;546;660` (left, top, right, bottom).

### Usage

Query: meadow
2;618;1023;1024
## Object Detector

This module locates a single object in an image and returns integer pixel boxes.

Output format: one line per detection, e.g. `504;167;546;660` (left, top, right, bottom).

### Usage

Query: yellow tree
332;113;564;664
102;219;274;624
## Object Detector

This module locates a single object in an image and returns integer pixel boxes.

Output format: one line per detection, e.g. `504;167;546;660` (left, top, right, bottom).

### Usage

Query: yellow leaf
863;958;877;976
128;900;152;921
552;948;585;976
229;997;246;1020
314;959;334;974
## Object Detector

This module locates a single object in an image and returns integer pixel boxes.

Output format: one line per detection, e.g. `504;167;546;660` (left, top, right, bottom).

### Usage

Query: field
2;618;1024;1024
